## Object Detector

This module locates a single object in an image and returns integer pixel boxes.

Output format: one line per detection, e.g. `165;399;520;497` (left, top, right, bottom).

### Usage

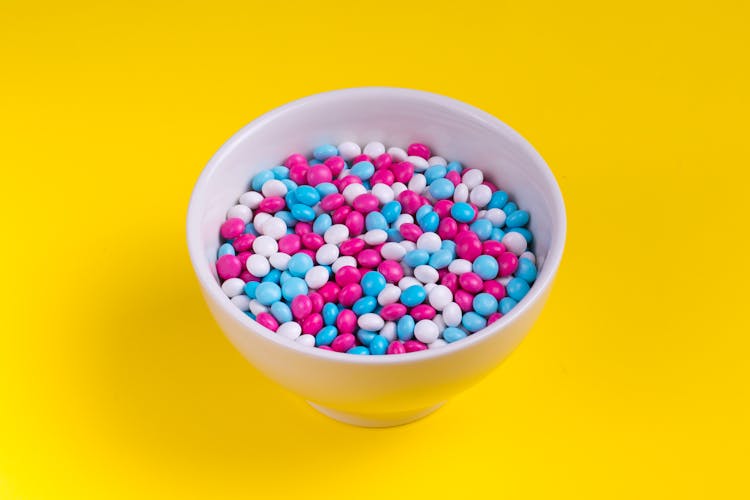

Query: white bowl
186;87;566;427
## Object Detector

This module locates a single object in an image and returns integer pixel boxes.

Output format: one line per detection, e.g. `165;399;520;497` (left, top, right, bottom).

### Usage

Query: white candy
358;313;384;331
428;156;447;166
414;265;439;284
520;251;536;264
414;320;439;344
469;185;492;208
407;155;429;171
424;283;437;293
399;277;421;290
221;277;245;297
296;334;316;347
363;229;388;246
416;232;442;253
316;243;339;265
227;204;252;223
453;183;469;202
498;276;513;286
249;299;268;315
433;314;445;332
262;217;287;240
502;232;528;255
305;266;329;289
486;208;507;227
448;259;473;275
337;141;361;161
239;191;263;209
381;321;397;342
428;339;448;349
377;284;401;305
277;322;302;340
371;183;395;204
332;256;357;272
462;169;484;189
269;252;291;271
408;174;427;194
399;240;416;253
253;212;272;233
246;254;270;277
252;235;278;257
381;242;406;261
324;224;349;245
428;285;453;310
363;141;386;158
401;260;414;277
478;210;487;219
391;182;408;198
394;214;413;229
387;147;408;162
342;183;367;204
388;147;409;162
443;302;462;327
230;295;250;311
338;168;351;179
261;179;287;197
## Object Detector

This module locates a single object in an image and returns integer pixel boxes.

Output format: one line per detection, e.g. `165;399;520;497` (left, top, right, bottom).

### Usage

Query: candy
216;141;539;355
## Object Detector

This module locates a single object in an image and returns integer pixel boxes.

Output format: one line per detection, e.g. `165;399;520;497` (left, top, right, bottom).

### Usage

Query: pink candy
391;161;414;183
216;254;241;280
498;252;519;277
456;231;482;261
220;218;245;239
339;283;363;307
258;196;285;213
332;205;351;224
381;303;407;321
232;233;255;252
437;217;458;240
374;153;392;170
345;211;365;235
309;292;324;313
404;340;428;353
320;193;345;211
371;169;395;186
278;234;301;254
378;260;404;283
340;238;365;256
301;232;325;250
387;340;406;355
352;194;379;212
483;240;506;257
445;170;461;186
324;156;345;177
336;310;357;334
331;333;356;352
301;313;323;335
318;282;340;303
459;272;484;293
307;164;332;186
335;266;361;286
441;272;459;294
289;164;309;184
285;153;307;168
291;295;312;320
256;313;279;331
357;249;381;268
483;280;506;300
487;312;503;325
411;304;436;320
407;143;431;160
454;290;474;312
398;190;422;215
399;223;423;242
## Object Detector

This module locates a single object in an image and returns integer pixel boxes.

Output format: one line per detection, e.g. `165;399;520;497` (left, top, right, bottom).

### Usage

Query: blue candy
316;326;338;346
365;212;388;231
322;302;339;325
470;219;493;240
313;213;332;235
416;205;433;222
347;346;370;355
270;301;292;323
386;228;404;242
255;282;282;306
243;281;259;299
499;297;518;315
287;253;313;277
443;327;468;343
316;182;338;197
404;250;430;267
382;201;402;223
473;293;499;317
487;190;509;209
508;227;533;243
244;311;256;321
451;202;475;223
244;223;258;235
291;203;315;222
350;161;375;180
369;335;389;355
506;278;530;301
281;277;308;301
503;201;518;215
429;249;453;269
309;159;322;165
473;255;499;279
284;190;297;208
506;210;529;228
429;178;455;200
294;185;320;206
516;258;537;283
353;296;378;315
397;315;416;341
424;165;447;184
272;165;289;179
279;270;293;285
276;211;297;227
462;312;487;332
218;243;235;257
401;285;427;307
251;170;274;191
441;240;456;255
418;211;439;232
357;329;376;346
263;269;281;283
361;271;387;296
313;144;338;161
281;179;297;192
446;161;463;173
490;228;506;241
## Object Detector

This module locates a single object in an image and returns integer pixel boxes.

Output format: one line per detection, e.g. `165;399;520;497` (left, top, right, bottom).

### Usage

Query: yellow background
1;1;749;498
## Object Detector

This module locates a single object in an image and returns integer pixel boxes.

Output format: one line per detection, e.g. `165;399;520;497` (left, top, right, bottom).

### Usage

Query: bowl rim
186;86;567;365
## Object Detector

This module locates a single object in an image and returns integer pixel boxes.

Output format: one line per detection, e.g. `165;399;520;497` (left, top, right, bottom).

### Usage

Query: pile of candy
215;141;537;355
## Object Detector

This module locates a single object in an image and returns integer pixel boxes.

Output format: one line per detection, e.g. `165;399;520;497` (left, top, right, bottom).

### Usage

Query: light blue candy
353;296;378;315
357;329;376;346
284;189;297;208
443;327;468;343
294;185;320;206
397;315;415;341
361;271;387;297
270;302;292;323
451;202;475;223
255;282;281;306
244;223;257;235
281;179;297;192
506;278;530;301
263;269;281;284
218;243;235;257
316;326;338;346
279;270;293;285
322;303;339;326
382;201;402;223
281;277;308;301
401;285;427;307
347;346;370;355
272;165;289;179
499;297;518;315
516;258;537;283
404;250;430;267
429;178;455;200
441;240;456;254
287;253;313;277
506;210;529;228
462;312;487;332
473;255;499;280
276;211;297;227
386;228;404;242
244;311;256;321
251;170;274;191
369;335;389;355
429;249;453;269
316;182;338;197
487;190;509;209
416;205;433;222
291;203;315;222
470;219;493;241
313;214;332;235
473;293;499;317
509;227;533;243
309;159;322;165
313;144;338;161
350;161;375;180
419;211;439;232
365;212;388;231
243;281;259;299
424;165;447;184
490;228;505;241
503;201;518;215
446;161;463;173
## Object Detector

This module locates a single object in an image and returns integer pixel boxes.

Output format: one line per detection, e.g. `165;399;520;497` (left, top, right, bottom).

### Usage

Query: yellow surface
1;1;749;498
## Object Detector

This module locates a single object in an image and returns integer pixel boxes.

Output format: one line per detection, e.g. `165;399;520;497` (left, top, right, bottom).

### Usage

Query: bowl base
307;401;445;427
